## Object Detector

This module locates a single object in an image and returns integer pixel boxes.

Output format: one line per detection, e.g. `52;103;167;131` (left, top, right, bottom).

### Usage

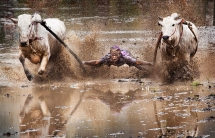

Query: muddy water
1;0;215;138
1;81;215;137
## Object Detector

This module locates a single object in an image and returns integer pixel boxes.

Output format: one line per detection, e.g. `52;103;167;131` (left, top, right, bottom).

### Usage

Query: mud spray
0;31;199;83
1;25;214;84
64;26;154;81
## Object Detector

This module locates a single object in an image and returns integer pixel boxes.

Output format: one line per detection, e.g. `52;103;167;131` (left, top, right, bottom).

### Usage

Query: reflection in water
19;85;85;137
0;81;213;137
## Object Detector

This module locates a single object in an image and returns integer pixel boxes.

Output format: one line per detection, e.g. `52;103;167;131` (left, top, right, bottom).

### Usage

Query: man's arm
83;60;101;66
124;55;153;66
136;60;153;66
83;54;109;66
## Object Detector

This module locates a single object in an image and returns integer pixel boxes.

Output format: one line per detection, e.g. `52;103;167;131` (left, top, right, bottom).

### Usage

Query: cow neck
28;21;43;44
167;24;183;49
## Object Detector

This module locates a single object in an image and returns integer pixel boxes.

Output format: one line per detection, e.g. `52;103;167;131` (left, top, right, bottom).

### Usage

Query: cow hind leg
19;55;34;81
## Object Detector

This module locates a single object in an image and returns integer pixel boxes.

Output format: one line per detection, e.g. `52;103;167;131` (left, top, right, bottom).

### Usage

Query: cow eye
172;24;175;26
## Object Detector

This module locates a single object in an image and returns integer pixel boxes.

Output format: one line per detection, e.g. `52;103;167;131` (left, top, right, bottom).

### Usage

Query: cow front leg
184;53;190;63
19;94;33;123
19;55;34;81
38;97;51;117
38;54;49;75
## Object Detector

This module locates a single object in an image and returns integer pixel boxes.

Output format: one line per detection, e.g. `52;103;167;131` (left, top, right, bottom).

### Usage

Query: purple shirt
99;50;137;67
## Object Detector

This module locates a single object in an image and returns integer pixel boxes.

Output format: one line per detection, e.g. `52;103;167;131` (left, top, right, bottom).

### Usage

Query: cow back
32;18;66;57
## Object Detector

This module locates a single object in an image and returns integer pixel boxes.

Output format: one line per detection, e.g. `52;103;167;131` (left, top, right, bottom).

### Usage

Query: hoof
38;70;44;75
25;71;33;81
27;74;34;81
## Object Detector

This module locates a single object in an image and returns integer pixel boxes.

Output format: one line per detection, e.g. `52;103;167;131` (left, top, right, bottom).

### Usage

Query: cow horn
10;18;18;24
174;14;181;20
158;16;163;21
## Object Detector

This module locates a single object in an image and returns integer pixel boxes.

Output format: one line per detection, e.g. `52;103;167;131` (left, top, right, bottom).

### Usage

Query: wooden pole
153;32;162;63
40;20;86;73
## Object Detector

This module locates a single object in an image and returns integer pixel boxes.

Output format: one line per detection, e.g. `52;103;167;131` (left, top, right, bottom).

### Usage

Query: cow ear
10;18;18;24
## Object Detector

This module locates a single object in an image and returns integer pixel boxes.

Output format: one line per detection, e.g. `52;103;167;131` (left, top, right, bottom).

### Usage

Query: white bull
11;13;66;81
154;13;198;81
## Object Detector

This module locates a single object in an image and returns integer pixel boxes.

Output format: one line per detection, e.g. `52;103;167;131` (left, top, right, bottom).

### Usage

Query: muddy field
0;0;215;138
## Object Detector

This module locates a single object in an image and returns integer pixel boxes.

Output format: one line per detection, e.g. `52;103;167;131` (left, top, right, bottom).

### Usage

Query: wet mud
0;0;215;137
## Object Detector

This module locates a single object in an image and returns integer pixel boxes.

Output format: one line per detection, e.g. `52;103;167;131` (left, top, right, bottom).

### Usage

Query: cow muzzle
20;41;28;47
19;35;29;47
162;35;169;41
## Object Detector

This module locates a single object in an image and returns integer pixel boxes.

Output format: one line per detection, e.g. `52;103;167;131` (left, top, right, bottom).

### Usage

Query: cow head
158;13;183;46
11;13;41;47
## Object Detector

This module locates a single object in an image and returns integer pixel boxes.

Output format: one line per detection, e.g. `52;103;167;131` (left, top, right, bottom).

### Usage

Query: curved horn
10;18;18;24
158;16;163;21
174;14;181;20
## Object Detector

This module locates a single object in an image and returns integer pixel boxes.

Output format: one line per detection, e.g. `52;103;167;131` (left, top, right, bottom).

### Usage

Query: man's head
110;46;121;63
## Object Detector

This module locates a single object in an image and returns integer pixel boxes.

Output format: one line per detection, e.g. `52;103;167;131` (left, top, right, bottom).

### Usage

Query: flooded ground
1;80;215;138
0;0;215;137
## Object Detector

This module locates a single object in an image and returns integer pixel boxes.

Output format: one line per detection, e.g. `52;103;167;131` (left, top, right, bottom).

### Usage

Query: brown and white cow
11;13;66;81
154;13;198;81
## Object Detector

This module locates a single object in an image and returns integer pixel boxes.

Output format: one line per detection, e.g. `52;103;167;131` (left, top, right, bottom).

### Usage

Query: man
82;46;153;70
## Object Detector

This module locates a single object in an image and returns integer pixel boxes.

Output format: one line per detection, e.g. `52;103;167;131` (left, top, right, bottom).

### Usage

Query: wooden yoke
153;32;163;63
